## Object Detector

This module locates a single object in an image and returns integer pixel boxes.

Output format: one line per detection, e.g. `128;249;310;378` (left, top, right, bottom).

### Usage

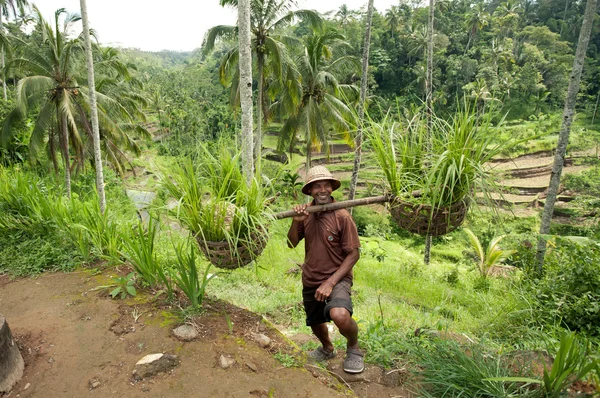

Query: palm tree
493;0;521;39
79;0;105;213
464;2;489;54
424;0;435;265
348;0;374;201
203;0;322;174
536;0;598;273
0;0;29;100
275;29;359;170
385;6;400;39
238;0;254;184
335;4;354;29
1;7;147;196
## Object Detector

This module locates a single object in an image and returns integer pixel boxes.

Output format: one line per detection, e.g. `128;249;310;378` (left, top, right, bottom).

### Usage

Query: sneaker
343;348;364;374
308;347;336;362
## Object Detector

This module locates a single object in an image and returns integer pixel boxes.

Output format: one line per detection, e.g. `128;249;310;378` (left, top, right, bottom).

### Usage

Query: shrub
530;239;600;336
0;229;79;276
352;206;391;237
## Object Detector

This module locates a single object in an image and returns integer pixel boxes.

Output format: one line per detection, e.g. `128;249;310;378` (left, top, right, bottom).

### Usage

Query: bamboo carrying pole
274;195;391;219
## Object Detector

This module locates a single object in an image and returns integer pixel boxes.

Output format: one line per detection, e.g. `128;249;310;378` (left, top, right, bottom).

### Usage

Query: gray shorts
302;280;353;326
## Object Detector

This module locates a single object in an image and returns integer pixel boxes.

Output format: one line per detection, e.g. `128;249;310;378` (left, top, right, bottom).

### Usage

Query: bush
530;240;600;336
0;229;79;276
352;206;391;237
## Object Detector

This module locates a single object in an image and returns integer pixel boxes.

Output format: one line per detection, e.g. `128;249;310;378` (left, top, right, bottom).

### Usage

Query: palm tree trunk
256;55;264;177
1;12;6;101
536;0;597;273
348;0;375;203
424;0;435;265
80;0;106;214
464;30;473;55
592;89;600;125
49;127;59;174
238;0;254;186
306;138;312;171
60;114;71;199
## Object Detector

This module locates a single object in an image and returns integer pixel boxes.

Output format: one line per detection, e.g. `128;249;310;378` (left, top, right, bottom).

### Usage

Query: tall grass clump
121;216;171;294
0;167;80;275
367;101;508;210
172;241;215;311
160;143;273;268
0;167;136;275
416;341;534;397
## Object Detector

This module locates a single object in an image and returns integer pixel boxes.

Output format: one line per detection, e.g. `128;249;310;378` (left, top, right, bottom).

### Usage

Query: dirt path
0;270;414;398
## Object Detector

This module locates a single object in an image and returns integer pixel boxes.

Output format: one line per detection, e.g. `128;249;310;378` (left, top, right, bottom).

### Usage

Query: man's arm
314;248;360;302
287;204;309;248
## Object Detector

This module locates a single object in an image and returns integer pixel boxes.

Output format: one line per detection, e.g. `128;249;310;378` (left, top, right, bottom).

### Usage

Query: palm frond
202;25;238;55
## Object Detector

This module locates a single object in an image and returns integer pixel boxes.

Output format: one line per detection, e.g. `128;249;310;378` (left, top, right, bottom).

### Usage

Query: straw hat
301;165;341;195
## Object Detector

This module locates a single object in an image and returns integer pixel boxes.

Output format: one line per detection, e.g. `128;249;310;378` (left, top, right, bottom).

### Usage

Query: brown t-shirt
296;202;361;287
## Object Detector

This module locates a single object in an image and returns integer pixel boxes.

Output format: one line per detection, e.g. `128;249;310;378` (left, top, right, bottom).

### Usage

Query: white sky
34;0;398;52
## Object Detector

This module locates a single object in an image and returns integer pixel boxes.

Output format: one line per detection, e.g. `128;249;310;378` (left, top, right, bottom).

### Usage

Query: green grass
3;114;599;381
0;229;80;276
205;219;539;351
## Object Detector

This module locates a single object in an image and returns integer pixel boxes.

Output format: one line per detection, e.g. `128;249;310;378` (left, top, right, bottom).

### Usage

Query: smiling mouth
316;194;331;202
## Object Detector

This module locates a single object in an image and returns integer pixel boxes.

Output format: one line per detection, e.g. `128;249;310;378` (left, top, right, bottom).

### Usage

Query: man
287;165;364;374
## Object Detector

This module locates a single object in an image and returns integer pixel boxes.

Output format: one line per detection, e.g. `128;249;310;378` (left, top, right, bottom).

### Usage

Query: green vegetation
1;0;600;396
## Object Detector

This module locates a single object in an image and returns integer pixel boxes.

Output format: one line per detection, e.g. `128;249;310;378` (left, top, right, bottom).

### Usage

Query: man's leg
310;323;335;353
329;307;358;349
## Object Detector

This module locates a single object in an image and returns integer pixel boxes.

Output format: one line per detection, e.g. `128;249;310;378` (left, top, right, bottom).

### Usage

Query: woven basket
196;232;268;269
388;197;469;236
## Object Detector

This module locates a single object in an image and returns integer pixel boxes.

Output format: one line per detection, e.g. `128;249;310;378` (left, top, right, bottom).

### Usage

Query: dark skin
287;180;360;353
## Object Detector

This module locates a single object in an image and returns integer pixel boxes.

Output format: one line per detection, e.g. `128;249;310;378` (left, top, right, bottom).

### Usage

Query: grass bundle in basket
367;102;504;236
161;144;272;269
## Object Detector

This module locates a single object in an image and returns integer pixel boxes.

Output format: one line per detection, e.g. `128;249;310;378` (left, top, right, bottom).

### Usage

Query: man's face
309;180;333;205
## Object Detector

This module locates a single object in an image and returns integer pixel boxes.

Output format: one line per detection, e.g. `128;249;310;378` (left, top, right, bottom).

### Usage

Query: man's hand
315;280;335;302
292;203;310;223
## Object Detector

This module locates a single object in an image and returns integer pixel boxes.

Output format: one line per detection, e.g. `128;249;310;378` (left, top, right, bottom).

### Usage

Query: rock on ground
132;353;178;380
172;324;198;341
0;315;24;393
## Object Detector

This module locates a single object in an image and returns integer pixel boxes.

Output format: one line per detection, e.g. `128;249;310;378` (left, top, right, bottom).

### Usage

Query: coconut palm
385;6;400;39
335;4;355;29
424;0;435;265
79;0;105;213
464;2;489;54
275;29;359;170
348;0;374;201
238;0;254;184
0;0;28;100
203;0;322;174
536;0;598;272
1;7;147;196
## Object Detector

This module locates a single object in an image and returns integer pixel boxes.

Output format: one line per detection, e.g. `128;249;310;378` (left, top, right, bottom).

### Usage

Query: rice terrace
1;0;600;397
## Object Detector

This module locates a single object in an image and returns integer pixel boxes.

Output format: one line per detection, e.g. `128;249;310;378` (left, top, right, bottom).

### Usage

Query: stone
132;353;178;380
245;362;257;372
253;333;271;348
218;355;236;369
89;380;101;389
0;315;24;393
172;324;198;342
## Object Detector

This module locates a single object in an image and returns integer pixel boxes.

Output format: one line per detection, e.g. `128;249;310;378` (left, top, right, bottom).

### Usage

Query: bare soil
0;270;414;398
